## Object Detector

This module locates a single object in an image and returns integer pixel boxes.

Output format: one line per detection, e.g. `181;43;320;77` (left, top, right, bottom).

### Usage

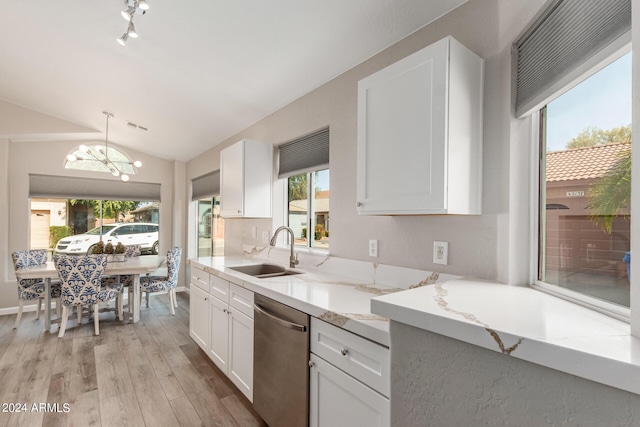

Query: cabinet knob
356;202;362;207
237;210;242;214
308;360;315;368
340;348;348;356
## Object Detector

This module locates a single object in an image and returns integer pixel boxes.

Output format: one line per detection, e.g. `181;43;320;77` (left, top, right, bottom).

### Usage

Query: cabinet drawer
310;318;389;397
210;275;230;303
229;283;254;318
190;267;210;293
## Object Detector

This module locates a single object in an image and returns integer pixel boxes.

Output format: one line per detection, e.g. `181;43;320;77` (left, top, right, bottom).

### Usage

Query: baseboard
0;286;188;316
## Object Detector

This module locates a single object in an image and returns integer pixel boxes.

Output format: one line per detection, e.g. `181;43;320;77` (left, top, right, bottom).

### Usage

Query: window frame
529;46;633;322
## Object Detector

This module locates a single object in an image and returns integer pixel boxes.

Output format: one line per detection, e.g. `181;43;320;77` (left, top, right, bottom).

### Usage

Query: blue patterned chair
101;244;141;318
140;247;182;315
54;254;121;337
11;249;62;329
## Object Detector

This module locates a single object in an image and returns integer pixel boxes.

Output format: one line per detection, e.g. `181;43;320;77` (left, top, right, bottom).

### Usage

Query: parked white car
55;222;159;255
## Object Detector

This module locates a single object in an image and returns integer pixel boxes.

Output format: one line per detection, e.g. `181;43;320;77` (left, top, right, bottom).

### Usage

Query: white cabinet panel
357;36;483;215
209;294;229;372
220;139;273;218
309;354;389;427
229;308;254;401
189;284;210;351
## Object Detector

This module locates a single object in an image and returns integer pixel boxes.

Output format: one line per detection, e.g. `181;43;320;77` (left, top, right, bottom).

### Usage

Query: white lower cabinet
209;282;254;402
309;318;390;427
189;284;210;351
188;266;254;402
309;354;389;427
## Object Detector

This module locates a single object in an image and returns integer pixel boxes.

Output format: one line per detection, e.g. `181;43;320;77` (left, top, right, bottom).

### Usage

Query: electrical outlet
433;241;448;265
369;239;378;257
262;231;270;244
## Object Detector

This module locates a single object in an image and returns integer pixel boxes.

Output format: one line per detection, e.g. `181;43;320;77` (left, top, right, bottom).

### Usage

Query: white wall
0;138;183;310
186;0;546;284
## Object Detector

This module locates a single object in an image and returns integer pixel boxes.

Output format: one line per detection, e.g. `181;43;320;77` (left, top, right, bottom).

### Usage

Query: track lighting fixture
116;0;149;46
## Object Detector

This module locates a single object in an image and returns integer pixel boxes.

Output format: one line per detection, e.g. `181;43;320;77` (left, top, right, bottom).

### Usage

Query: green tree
288;175;307;202
588;148;631;233
69;199;140;221
566;124;631;149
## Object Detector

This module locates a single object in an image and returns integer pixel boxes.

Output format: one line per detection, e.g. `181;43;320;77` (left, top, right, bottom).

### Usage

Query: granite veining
433;282;524;355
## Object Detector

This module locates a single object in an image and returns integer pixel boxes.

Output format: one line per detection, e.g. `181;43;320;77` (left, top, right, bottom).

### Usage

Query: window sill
371;278;640;395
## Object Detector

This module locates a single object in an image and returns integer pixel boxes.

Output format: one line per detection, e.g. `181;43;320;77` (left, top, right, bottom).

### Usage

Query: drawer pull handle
340;348;348;356
308;360;315;368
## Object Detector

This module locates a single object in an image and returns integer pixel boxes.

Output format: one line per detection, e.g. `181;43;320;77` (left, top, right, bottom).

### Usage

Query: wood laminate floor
0;292;267;427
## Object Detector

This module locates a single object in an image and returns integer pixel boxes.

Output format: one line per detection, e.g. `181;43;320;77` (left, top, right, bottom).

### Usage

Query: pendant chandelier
65;111;142;182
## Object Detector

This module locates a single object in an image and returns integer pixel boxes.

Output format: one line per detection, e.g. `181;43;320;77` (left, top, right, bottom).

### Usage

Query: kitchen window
277;128;330;251
538;53;631;308
514;0;633;318
287;169;329;250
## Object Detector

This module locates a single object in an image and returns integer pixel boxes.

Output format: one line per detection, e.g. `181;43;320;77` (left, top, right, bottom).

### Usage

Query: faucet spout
270;226;299;268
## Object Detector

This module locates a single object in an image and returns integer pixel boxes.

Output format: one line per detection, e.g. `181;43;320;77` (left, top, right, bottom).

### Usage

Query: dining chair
140;247;182;315
11;249;62;329
54;254;121;337
101;244;141;319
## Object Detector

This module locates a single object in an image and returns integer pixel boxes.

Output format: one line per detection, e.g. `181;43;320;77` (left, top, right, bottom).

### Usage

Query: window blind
191;170;220;200
29;174;161;201
515;0;631;118
277;128;330;178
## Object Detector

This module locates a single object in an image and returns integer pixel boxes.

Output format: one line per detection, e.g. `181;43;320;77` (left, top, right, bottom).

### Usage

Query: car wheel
152;241;159;255
87;244;97;255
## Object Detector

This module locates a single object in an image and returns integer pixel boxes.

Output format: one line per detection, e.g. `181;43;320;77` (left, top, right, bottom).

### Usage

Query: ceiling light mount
117;0;149;46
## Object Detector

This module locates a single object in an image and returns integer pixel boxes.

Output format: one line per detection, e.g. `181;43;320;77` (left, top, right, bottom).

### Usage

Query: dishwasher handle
255;303;307;332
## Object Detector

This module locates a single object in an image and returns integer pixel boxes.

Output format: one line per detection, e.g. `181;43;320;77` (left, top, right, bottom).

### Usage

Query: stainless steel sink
228;263;303;279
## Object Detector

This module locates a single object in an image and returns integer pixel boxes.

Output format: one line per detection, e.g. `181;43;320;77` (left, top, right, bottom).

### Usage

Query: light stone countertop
188;251;456;347
371;278;640;395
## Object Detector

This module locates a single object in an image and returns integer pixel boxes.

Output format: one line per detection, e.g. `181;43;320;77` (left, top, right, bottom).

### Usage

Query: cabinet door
309;354;389;427
228;309;254;402
209;296;230;373
357;37;449;214
220;140;244;217
189;285;210;351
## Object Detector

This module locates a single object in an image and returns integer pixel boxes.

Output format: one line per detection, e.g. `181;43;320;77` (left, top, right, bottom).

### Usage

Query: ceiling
0;0;466;162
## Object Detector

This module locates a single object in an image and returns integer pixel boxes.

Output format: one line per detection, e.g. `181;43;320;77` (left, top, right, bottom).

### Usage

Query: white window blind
278;128;330;178
191;170;220;201
515;0;631;118
29;174;161;201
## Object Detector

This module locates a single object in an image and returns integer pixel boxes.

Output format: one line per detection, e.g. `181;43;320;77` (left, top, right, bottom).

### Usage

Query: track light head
127;22;138;38
117;33;129;46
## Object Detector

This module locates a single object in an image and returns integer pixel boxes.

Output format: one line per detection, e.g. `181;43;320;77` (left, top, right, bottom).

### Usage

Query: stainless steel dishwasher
253;294;310;427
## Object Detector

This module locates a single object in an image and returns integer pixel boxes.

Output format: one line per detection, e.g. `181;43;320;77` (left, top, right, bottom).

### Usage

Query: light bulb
121;7;135;21
111;169;120;177
79;144;89;152
133;160;142;168
117;33;129;46
121;174;130;182
67;154;77;162
127;22;138;38
138;1;149;11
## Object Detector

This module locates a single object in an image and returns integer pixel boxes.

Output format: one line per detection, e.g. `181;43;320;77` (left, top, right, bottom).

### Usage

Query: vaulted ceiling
0;0;467;162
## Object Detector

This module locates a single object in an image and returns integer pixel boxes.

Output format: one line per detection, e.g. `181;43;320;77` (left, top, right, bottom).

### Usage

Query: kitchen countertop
372;278;640;395
189;255;403;346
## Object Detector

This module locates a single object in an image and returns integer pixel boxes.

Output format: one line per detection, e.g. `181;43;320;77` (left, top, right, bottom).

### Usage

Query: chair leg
35;298;41;320
118;294;124;321
58;305;69;338
94;304;100;336
168;290;175;316
77;305;82;326
14;300;24;329
146;292;150;308
56;298;61;319
173;289;178;308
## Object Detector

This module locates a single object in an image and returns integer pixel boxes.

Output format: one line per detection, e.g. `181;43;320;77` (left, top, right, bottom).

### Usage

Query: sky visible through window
546;52;631;151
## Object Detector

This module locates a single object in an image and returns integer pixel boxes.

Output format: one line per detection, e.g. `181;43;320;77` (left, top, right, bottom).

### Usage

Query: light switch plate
262;231;270;244
433;241;448;265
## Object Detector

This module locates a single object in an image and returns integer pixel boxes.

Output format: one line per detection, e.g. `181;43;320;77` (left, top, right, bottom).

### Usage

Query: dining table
15;255;166;332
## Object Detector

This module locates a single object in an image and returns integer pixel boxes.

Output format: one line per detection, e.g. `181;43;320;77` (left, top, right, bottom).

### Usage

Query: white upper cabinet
220;139;273;218
357;36;484;215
